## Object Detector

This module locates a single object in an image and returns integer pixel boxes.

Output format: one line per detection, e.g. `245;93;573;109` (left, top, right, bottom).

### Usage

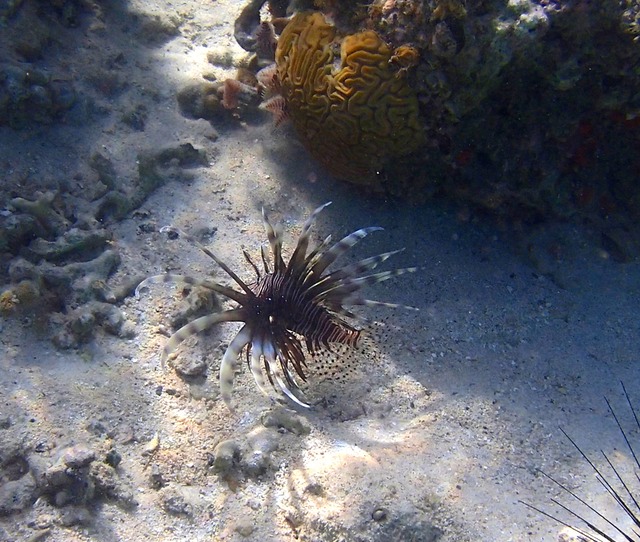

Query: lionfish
522;382;640;541
136;202;416;411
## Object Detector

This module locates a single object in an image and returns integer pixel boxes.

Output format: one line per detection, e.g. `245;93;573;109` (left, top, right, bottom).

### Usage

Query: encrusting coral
275;11;424;188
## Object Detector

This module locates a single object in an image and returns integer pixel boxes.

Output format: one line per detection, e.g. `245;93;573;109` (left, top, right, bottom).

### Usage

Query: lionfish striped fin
263;338;310;408
262;339;278;387
287;202;332;276
301;234;333;277
135;273;248;305
274;331;308;382
219;324;253;411
332;249;404;277
243;249;262;280
247;336;271;397
160;308;247;365
273;372;309;408
349;298;420;311
260;244;271;274
308;227;383;279
318;296;365;320
261;207;286;273
160;226;255;296
318;267;418;302
306;250;404;297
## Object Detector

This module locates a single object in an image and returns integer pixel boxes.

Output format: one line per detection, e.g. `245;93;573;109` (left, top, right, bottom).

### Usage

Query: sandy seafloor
1;1;640;541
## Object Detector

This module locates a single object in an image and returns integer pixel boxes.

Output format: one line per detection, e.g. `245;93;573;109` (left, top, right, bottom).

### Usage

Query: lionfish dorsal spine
305;250;405;298
261;207;287;273
260;244;271;274
160;225;255;296
243;249;262;280
309;227;384;279
287;202;332;277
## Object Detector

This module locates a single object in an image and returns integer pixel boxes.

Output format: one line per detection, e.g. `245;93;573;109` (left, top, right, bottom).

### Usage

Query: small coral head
275;12;424;188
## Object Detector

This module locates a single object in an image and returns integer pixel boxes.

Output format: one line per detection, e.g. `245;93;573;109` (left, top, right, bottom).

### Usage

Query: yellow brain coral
275;11;424;187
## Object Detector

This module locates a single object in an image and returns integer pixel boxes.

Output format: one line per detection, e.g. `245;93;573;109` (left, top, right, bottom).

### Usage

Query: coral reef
230;0;640;257
275;11;424;188
0;0;230;356
0;0;106;128
364;0;640;256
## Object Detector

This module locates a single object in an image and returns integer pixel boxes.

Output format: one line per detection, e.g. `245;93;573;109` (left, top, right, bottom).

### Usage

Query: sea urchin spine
522;382;640;541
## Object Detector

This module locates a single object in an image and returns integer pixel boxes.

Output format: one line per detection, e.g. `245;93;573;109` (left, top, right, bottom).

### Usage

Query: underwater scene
1;0;639;540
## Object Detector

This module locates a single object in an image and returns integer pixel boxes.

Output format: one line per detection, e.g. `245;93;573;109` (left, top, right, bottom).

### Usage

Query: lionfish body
136;202;415;411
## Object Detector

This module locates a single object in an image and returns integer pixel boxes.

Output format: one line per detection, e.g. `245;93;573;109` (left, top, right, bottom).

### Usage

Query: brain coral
275;11;424;188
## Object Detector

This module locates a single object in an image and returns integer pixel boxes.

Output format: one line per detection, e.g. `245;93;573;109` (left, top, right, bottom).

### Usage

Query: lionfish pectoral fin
353;266;418;287
272;373;311;408
219;324;253;412
359;298;420;311
134;273;247;304
263;340;310;408
160;308;246;367
134;277;153;299
134;273;195;299
332;249;405;277
318;267;418;303
309;227;384;277
306;250;406;298
248;338;271;398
